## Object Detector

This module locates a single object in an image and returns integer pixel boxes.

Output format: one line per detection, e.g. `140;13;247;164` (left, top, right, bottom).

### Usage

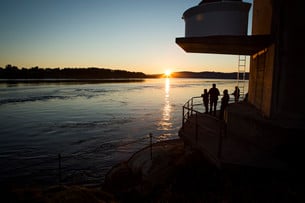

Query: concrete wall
248;46;275;118
225;0;305;167
271;0;305;120
249;0;305;120
248;0;273;117
251;0;272;35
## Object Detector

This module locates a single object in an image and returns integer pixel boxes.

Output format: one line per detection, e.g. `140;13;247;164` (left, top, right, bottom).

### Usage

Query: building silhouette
177;0;305;170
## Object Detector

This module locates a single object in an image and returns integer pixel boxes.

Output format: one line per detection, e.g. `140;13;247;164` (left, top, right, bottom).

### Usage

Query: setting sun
164;70;172;78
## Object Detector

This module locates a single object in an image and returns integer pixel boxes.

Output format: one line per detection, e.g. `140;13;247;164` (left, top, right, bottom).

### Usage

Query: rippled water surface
0;78;247;185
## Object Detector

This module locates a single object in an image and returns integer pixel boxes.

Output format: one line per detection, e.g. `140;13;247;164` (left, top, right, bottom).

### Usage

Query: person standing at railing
201;89;209;113
220;89;230;120
208;83;220;116
232;86;240;103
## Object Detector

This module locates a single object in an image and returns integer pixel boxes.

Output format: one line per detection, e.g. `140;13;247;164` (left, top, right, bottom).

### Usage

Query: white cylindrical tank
183;0;251;37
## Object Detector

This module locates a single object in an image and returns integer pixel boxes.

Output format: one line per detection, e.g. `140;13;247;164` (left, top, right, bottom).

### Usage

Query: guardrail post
187;101;190;119
58;153;62;184
182;107;185;130
195;113;198;142
149;133;153;160
191;97;194;115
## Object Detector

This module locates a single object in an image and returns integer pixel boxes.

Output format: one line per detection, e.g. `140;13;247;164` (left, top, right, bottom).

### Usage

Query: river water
0;78;247;185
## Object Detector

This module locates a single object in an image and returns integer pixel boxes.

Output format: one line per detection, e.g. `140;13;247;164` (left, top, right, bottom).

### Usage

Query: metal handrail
182;95;231;159
182;94;244;125
182;96;202;128
0;132;167;186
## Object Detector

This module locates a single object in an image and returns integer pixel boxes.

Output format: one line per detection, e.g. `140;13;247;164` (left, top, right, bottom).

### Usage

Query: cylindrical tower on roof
183;0;251;37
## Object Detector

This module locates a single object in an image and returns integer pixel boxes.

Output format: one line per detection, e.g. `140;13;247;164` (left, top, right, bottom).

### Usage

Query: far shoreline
0;77;248;84
0;78;146;84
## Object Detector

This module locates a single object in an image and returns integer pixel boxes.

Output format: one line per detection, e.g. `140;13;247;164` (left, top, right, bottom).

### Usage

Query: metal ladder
237;55;247;97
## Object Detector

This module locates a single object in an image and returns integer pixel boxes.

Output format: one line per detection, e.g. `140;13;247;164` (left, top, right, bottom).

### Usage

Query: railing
182;96;202;130
0;133;167;186
181;95;234;159
182;95;237;129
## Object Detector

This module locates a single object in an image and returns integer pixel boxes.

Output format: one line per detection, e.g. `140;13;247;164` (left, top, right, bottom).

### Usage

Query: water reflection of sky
158;78;172;134
0;78;248;184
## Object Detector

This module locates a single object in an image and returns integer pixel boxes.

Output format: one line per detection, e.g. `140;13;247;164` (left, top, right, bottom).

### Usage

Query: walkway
179;102;288;170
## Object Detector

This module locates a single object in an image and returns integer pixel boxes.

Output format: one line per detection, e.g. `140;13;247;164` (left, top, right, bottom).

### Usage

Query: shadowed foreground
2;139;304;202
1;185;117;203
104;139;304;202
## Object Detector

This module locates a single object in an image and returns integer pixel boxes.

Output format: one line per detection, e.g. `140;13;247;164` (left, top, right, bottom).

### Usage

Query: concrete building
176;0;305;169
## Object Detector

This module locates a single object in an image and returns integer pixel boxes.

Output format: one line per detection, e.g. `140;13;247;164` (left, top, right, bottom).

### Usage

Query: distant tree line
0;64;249;80
0;64;146;79
171;71;249;80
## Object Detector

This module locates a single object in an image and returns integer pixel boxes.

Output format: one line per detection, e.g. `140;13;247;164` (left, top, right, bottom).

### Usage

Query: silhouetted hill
170;71;249;79
0;65;146;79
0;64;249;80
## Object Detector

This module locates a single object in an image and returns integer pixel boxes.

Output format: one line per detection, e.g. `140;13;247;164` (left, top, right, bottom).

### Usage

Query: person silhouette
232;86;240;103
208;83;220;116
220;89;230;119
201;89;209;113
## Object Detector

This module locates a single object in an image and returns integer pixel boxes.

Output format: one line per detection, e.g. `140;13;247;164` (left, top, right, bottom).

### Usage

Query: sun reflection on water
158;78;172;134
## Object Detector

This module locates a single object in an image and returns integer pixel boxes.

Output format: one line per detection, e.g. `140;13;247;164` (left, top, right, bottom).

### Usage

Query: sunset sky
0;0;253;74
